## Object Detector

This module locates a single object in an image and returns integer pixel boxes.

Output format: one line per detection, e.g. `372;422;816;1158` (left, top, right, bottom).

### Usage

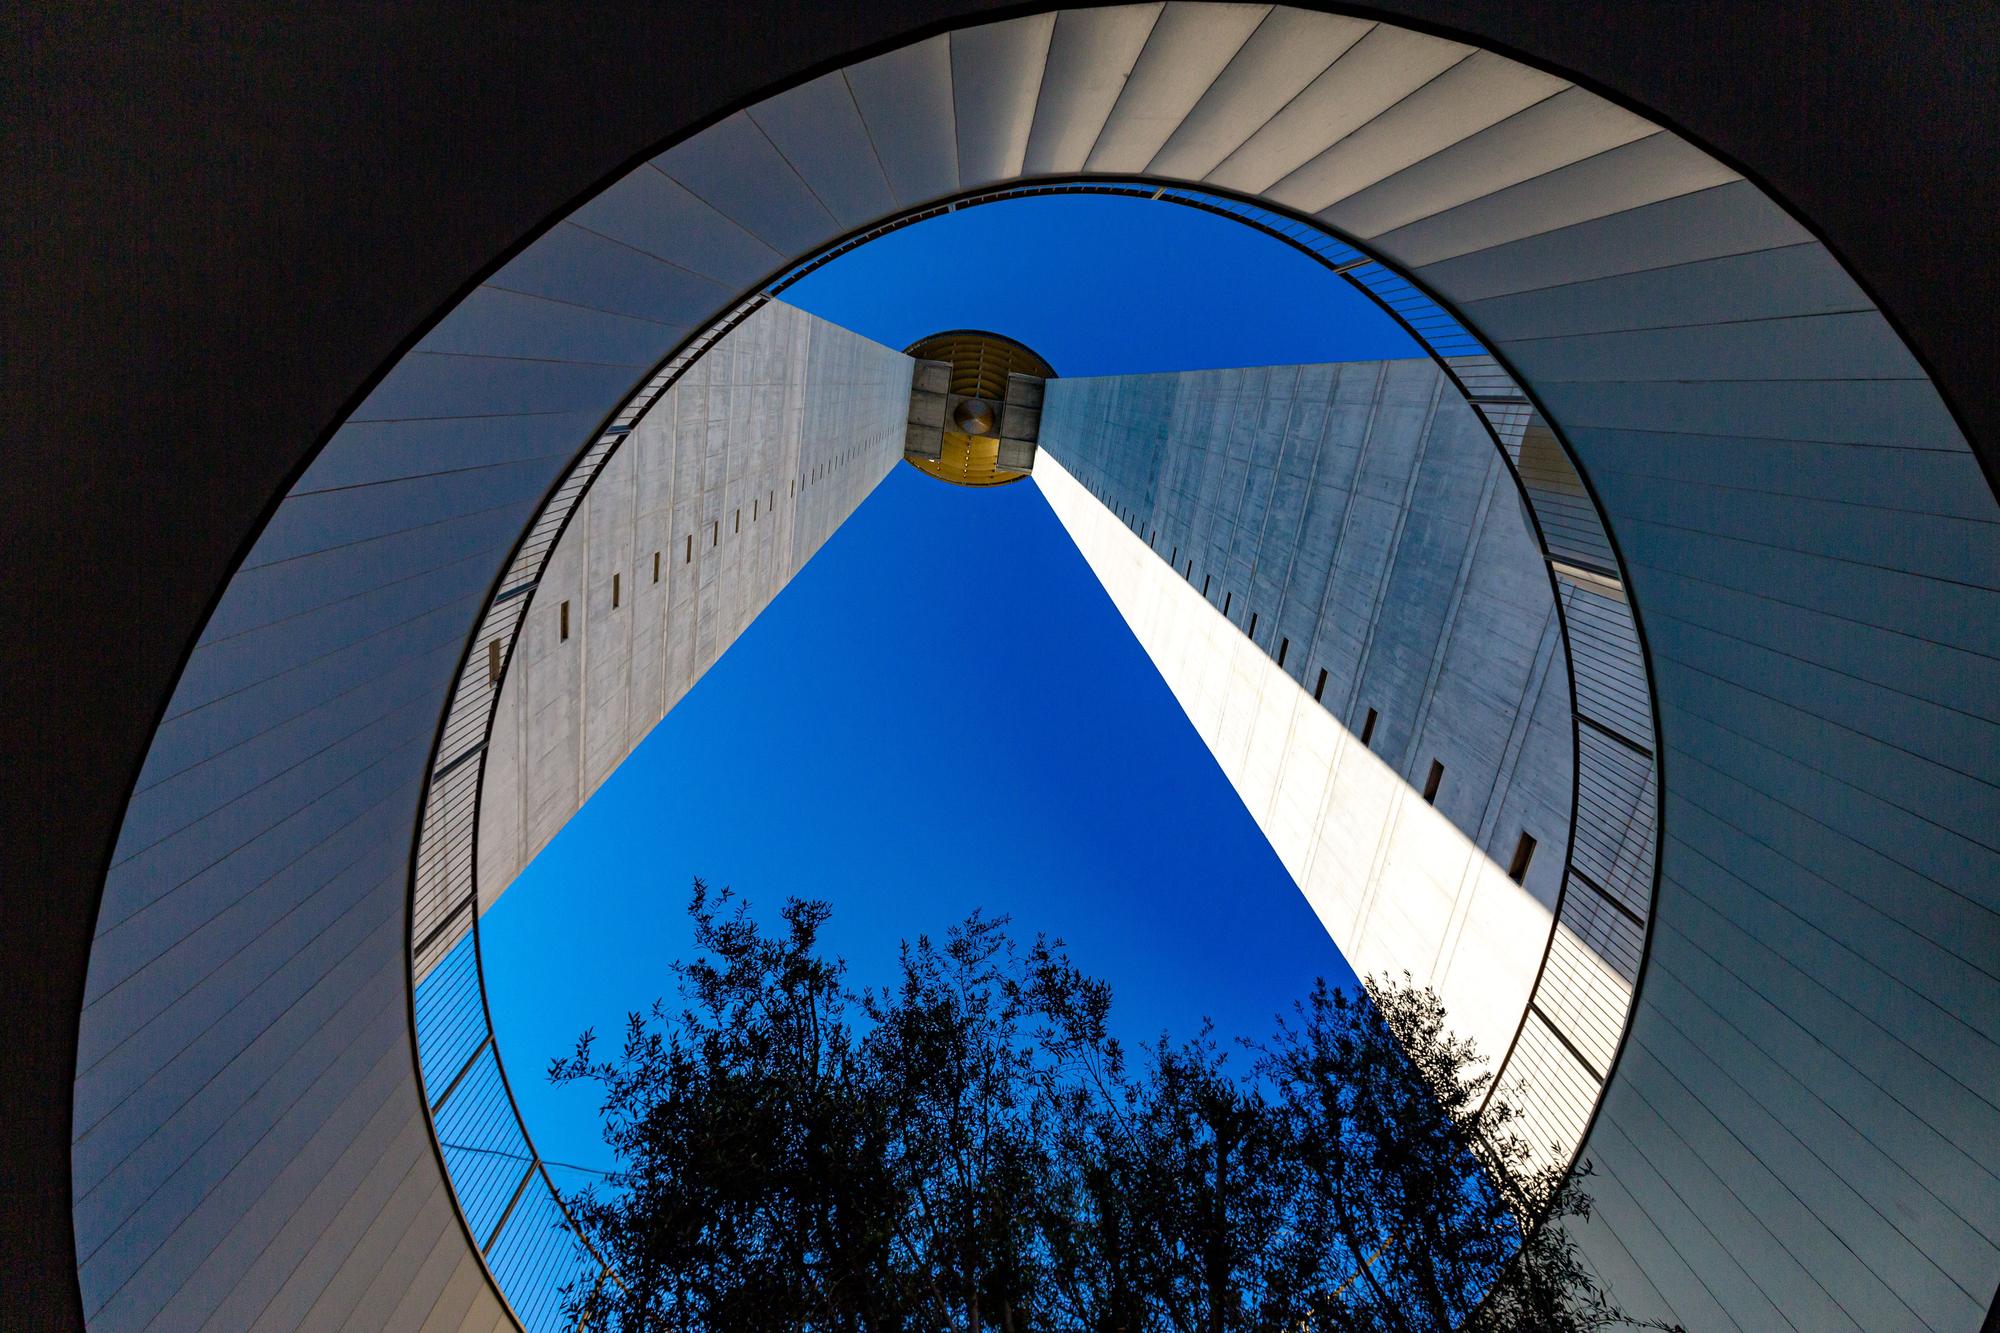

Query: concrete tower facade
1035;359;1578;1079
476;302;911;907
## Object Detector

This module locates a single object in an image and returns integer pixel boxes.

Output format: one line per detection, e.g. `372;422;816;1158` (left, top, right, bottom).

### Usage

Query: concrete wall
1036;359;1574;1071
477;301;911;907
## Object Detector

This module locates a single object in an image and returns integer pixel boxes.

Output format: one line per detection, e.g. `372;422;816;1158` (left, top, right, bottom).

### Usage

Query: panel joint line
485;1157;540;1254
1579;712;1652;759
1529;1002;1606;1083
430;1033;493;1114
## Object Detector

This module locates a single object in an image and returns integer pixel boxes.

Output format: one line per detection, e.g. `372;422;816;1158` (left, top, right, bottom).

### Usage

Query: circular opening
431;183;1643;1324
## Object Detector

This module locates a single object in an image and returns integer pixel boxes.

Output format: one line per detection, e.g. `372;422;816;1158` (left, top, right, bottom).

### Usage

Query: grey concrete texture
1039;358;1576;898
479;301;913;907
1036;358;1592;1136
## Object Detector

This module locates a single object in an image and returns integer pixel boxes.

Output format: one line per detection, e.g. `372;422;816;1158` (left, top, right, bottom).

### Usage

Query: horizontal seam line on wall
1488;303;1880;346
1661;730;2000;929
137;628;472;805
1666;828;2000;1100
1641;930;1999;1307
1579;461;2000;526
288;449;579;498
557;218;740;290
1653;645;2000;818
1622;557;2000;666
1614;510;2000;596
237;496;534;577
1661;783;2000;995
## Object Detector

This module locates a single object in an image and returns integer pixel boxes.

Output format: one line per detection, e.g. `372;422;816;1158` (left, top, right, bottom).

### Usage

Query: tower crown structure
902;330;1053;487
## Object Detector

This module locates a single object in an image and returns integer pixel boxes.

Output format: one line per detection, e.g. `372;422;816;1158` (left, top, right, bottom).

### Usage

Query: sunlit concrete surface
1035;360;1574;1075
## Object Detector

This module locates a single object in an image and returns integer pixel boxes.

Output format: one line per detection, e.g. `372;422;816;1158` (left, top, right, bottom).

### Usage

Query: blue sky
480;194;1419;1180
773;192;1416;374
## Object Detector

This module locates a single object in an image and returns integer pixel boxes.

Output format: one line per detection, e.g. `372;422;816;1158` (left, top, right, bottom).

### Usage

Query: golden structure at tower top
902;330;1054;488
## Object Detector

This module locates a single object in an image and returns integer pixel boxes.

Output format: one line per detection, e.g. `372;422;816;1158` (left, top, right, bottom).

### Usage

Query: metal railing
406;178;1662;1326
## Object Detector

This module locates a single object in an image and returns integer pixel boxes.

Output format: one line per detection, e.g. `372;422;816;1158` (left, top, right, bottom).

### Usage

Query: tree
1017;934;1150;1333
549;881;904;1331
861;911;1047;1330
1119;1029;1291;1333
1253;976;1678;1332
551;883;1674;1332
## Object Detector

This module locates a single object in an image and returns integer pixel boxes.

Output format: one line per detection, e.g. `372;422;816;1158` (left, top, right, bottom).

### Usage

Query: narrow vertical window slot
1314;668;1328;703
1170;545;1178;566
1223;591;1232;616
1507;832;1538;884
735;509;741;533
1202;575;1210;597
1277;636;1289;667
1359;707;1378;747
612;573;620;608
1248;612;1259;639
560;601;570;642
685;535;692;564
653;551;661;583
1422;760;1444;804
712;521;718;546
1185;561;1193;581
488;640;502;684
